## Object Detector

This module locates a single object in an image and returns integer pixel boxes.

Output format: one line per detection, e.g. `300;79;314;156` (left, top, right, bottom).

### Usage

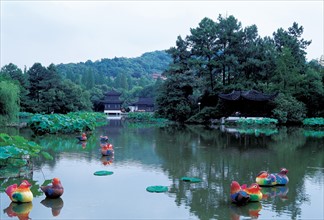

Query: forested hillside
56;50;171;86
0;50;171;120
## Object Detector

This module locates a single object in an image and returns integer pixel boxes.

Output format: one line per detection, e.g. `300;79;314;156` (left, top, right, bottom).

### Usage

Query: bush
127;112;168;123
186;107;220;124
237;117;278;125
303;118;324;127
272;93;306;124
28;112;107;134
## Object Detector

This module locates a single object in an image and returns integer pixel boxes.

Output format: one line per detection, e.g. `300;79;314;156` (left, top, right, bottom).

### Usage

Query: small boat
6;180;33;203
256;168;289;186
40;178;64;199
241;183;263;202
100;135;109;142
76;133;87;141
101;143;114;156
230;181;250;205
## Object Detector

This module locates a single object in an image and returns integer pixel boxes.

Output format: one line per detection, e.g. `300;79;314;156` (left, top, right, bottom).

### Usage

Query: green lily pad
146;185;168;193
94;170;114;176
181;177;202;183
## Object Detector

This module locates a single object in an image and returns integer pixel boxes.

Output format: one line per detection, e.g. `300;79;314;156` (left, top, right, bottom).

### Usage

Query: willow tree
0;80;20;123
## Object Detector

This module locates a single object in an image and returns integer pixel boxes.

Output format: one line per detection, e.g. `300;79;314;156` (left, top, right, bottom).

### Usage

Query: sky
1;1;323;69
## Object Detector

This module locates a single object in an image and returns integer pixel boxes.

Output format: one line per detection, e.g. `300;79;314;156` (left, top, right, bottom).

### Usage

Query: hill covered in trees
0;50;171;121
56;50;171;87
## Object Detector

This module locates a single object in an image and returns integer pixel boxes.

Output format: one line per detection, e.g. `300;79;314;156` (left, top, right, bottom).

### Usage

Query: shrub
186;107;220;124
272;93;306;124
236;117;278;125
28;112;107;134
127;112;168;123
0;133;52;169
303;118;324;127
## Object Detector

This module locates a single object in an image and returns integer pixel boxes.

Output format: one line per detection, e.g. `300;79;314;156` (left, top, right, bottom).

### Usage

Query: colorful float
100;143;114;156
241;183;263;202
76;133;87;141
5;180;33;203
40;177;64;199
256;168;289;186
100;135;109;142
230;181;250;205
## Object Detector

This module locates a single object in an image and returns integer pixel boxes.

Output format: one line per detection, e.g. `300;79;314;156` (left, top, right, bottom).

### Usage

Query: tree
165;36;191;76
55;80;93;113
0;80;20;123
273;22;311;74
272;47;300;93
26;63;48;112
216;15;243;85
156;73;196;122
294;67;324;117
187;17;219;91
0;63;29;111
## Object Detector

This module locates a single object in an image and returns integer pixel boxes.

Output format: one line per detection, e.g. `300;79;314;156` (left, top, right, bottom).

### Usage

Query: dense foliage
156;15;324;124
303;117;324;127
28;112;108;134
0;51;170;115
0;133;52;177
236;117;278;125
0;79;20;123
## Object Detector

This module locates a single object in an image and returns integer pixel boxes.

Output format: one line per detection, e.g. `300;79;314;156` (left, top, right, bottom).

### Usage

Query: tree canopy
156;15;323;123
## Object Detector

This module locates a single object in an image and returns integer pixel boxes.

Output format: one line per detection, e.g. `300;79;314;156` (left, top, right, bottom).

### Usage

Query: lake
1;120;324;219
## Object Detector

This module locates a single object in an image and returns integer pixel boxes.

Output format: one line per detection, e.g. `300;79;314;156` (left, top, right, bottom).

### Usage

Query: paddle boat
256;168;289;186
100;143;114;156
241;183;263;202
76;133;87;141
40;178;64;199
6;180;33;203
230;181;250;205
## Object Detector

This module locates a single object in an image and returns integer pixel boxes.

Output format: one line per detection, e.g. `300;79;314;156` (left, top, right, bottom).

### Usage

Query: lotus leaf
41;152;54;160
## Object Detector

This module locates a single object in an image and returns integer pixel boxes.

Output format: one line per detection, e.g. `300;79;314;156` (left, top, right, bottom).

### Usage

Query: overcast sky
1;1;323;69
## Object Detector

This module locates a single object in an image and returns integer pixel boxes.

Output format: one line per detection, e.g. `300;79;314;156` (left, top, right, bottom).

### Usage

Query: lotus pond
0;120;324;219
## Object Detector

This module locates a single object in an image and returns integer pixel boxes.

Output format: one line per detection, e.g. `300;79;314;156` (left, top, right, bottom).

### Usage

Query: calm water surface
1;120;323;220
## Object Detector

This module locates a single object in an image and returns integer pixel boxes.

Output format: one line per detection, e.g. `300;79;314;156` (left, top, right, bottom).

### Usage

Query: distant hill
56;50;172;81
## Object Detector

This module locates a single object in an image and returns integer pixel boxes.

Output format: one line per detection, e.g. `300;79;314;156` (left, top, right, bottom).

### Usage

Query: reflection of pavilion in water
108;118;125;126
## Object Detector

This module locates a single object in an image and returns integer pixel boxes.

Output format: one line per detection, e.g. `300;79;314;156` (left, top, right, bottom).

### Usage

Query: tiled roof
132;97;154;106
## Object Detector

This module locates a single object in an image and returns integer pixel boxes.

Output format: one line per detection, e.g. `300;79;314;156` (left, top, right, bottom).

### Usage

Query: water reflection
261;186;289;201
0;123;323;219
230;202;262;219
40;197;64;216
77;141;87;149
100;155;114;165
3;202;33;220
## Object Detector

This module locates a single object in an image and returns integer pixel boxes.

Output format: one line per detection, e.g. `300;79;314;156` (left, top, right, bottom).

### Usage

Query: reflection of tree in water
154;125;323;219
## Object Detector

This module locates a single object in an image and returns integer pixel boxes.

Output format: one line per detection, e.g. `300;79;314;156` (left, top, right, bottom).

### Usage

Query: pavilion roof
219;90;278;101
